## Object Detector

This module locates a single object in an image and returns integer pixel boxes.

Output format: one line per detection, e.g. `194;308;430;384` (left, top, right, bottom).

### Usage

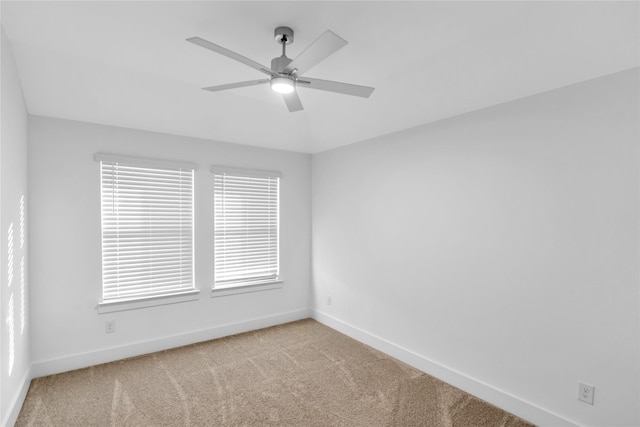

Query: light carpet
16;319;535;426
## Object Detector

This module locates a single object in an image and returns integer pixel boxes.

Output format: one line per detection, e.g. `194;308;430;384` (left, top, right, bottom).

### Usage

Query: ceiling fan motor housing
271;56;293;74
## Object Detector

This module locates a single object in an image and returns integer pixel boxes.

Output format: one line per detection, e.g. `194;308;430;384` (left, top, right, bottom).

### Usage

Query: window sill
97;289;200;314
211;280;283;298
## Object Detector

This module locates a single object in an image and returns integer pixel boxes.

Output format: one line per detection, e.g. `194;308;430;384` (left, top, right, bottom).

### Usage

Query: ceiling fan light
271;77;295;94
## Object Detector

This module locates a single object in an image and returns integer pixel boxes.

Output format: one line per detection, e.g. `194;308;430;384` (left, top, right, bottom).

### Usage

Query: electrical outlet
105;320;116;334
578;382;594;405
327;296;332;305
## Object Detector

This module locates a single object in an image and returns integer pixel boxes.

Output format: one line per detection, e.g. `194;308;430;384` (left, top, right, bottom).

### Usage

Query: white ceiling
2;1;638;153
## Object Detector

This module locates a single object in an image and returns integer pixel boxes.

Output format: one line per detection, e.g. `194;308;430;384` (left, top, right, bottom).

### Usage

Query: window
97;154;197;305
212;167;281;289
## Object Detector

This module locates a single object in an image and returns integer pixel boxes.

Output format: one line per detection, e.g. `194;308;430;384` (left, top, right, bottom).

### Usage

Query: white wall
1;27;30;426
28;116;311;373
312;68;639;427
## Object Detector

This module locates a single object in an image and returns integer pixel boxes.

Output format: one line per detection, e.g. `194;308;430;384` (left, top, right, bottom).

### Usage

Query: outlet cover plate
105;320;116;334
578;382;594;405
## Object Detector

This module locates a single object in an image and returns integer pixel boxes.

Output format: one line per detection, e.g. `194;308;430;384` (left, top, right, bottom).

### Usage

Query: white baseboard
313;309;576;427
3;367;31;427
31;308;313;378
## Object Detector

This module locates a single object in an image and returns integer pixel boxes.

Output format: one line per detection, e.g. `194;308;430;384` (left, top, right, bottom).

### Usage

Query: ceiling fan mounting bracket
274;26;294;45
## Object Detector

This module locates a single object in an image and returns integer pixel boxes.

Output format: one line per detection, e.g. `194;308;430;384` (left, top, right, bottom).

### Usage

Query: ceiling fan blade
297;77;375;98
282;91;304;112
187;37;274;76
202;79;269;92
285;30;347;75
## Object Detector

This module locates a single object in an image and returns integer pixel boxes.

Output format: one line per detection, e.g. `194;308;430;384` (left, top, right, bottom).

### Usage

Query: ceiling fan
187;26;375;112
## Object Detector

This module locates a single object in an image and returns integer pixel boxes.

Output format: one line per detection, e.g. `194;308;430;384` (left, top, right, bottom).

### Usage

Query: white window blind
212;167;281;288
98;154;196;302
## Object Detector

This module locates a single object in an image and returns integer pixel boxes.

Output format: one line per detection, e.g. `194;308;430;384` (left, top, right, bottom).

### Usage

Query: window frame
210;166;283;296
95;153;199;313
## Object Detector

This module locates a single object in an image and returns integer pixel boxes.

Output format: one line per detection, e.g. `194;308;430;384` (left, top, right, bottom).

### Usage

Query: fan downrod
271;26;295;72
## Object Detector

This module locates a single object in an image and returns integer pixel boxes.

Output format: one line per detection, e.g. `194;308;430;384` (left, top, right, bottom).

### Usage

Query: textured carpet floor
17;319;535;426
